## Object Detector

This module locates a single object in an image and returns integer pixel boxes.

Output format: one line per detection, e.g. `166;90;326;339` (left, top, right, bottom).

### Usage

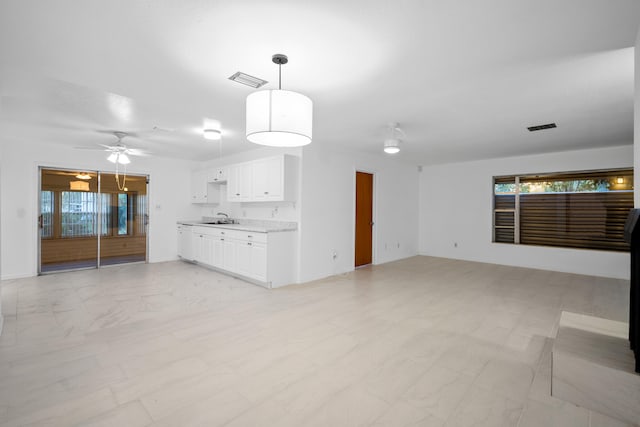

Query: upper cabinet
227;155;297;203
192;155;297;204
227;162;253;202
190;170;220;204
207;167;227;183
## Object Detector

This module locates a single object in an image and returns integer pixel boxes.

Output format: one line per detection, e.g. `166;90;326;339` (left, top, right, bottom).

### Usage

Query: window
493;169;633;252
61;191;99;237
117;193;128;235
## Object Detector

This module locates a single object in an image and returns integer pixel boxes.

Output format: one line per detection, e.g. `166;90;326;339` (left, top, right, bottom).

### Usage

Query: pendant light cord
278;63;282;90
115;154;127;191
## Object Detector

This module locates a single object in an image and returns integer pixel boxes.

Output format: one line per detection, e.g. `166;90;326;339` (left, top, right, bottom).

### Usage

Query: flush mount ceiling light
246;54;313;147
69;181;90;191
203;129;222;140
383;122;404;154
75;173;92;180
384;138;400;154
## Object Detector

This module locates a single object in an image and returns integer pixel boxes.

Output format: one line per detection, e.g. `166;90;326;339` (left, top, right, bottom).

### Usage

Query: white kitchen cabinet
249;242;267;282
222;238;236;271
190;170;208;203
227;155;297;203
227;162;252;202
190;170;220;204
177;224;194;261
191;226;216;266
207;167;227;183
179;224;296;288
251;156;284;201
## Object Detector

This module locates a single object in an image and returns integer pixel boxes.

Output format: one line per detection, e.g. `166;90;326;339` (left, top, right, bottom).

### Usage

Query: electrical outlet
454;242;458;248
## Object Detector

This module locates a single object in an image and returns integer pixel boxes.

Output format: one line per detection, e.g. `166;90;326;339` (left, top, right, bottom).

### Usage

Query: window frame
493;168;633;252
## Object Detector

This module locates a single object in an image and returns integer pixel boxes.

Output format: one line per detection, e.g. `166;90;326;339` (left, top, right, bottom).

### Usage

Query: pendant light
246;54;313;147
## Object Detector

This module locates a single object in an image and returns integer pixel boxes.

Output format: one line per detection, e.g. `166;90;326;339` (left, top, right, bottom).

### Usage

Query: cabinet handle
264;191;268;194
248;242;252;246
236;193;240;196
221;238;225;241
248;235;252;238
221;231;225;235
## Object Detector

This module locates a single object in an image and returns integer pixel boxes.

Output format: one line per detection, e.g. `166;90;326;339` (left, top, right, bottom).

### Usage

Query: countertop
177;220;297;233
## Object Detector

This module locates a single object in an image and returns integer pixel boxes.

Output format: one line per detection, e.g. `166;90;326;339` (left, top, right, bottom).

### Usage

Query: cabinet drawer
232;231;267;243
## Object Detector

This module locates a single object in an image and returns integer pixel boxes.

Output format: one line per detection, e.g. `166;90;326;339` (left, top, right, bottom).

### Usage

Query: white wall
0;140;200;280
298;143;419;283
419;145;633;279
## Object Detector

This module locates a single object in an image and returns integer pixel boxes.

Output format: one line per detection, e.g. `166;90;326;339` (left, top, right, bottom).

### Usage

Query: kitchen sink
203;220;236;225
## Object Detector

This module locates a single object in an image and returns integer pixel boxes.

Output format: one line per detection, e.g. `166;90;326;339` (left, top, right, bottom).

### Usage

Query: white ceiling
1;0;639;165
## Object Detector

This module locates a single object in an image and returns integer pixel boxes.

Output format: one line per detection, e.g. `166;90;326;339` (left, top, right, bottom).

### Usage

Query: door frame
37;165;150;275
353;168;377;268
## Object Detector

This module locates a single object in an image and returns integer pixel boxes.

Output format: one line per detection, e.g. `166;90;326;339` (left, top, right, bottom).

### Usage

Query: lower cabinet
235;241;267;282
180;224;294;288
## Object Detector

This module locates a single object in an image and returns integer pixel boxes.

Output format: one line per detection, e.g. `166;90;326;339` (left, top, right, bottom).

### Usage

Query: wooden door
355;171;373;267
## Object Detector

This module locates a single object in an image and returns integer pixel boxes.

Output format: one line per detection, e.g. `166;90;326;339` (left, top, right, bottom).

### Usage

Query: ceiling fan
75;131;150;163
75;131;149;190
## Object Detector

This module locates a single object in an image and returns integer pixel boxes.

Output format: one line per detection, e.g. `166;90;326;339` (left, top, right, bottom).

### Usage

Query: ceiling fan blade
126;148;151;157
73;146;109;151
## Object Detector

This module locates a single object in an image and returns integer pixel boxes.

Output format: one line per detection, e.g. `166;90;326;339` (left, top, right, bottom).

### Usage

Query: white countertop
177;220;297;233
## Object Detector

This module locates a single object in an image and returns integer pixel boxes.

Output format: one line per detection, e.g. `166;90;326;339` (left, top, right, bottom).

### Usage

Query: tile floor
0;256;635;426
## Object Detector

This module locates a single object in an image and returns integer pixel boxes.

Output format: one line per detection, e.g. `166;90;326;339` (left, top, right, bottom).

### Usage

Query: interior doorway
355;171;374;267
39;167;148;273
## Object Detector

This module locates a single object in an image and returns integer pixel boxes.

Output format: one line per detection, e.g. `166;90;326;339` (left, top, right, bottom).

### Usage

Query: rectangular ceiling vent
228;72;268;88
527;123;557;132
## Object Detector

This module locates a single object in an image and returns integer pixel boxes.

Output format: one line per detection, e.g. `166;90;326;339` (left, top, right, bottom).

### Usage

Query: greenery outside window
493;168;633;252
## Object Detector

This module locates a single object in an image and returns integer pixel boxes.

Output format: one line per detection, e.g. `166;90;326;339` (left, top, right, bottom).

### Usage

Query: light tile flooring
0;256;635;426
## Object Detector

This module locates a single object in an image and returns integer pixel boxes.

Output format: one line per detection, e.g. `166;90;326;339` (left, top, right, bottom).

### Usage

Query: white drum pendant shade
246;89;313;147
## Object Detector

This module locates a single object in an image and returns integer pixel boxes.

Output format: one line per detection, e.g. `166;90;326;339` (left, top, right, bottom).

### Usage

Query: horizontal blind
520;191;632;251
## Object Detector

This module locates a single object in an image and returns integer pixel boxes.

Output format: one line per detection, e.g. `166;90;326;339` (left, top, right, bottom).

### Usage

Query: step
552;311;640;425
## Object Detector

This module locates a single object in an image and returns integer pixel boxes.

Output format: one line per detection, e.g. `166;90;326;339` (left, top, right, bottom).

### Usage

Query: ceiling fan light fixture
107;152;118;163
246;54;313;147
118;153;131;165
203;129;222;140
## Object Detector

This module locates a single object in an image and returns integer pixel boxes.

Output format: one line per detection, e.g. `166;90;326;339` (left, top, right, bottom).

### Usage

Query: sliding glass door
98;172;147;266
39;168;148;274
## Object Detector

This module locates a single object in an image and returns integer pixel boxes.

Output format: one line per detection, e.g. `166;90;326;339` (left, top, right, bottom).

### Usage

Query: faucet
217;212;228;218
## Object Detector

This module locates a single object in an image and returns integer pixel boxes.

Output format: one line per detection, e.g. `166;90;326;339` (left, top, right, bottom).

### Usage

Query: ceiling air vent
527;123;557;132
228;72;268;88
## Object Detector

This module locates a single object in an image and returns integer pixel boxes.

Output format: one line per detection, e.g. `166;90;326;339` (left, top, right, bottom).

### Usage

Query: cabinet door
227;165;241;202
250;242;267;282
201;233;216;267
190;170;208;203
178;226;194;261
252;159;269;201
193;233;204;263
238;162;253;201
222;239;236;271
252;156;283;201
235;241;253;278
177;226;185;258
264;157;283;200
212;236;224;268
217;167;227;182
